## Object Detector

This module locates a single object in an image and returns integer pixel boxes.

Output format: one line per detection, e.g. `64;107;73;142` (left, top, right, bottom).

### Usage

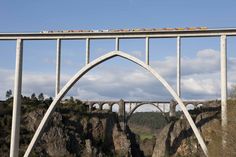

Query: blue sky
0;0;236;111
1;0;236;32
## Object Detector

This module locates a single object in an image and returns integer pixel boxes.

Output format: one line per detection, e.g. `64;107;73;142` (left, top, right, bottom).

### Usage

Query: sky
0;0;236;112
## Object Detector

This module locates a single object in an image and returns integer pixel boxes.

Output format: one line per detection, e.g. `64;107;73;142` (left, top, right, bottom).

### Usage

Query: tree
229;84;236;99
69;96;74;103
31;93;37;101
38;93;44;101
6;90;12;99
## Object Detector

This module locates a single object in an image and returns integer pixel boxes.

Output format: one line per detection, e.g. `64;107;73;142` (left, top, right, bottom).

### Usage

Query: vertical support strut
55;39;61;96
177;36;181;97
86;38;90;65
129;103;132;112
146;37;149;65
10;39;23;157
115;37;119;51
221;35;227;127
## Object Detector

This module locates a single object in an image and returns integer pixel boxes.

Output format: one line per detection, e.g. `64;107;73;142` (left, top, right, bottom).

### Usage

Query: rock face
139;137;156;157
152;110;221;157
1;98;227;157
113;126;131;157
21;109;132;157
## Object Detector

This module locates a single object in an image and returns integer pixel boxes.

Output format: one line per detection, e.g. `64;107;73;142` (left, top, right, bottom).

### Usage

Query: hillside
0;97;133;156
1;97;236;156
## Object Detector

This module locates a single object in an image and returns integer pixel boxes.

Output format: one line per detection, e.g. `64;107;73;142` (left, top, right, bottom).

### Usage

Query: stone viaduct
83;99;219;130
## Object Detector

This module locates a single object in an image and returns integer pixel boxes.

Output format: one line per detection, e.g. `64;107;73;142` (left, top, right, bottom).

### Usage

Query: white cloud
182;49;220;75
182;76;220;95
130;51;143;58
151;56;176;78
196;49;217;58
1;48;236;109
0;68;14;99
150;49;220;78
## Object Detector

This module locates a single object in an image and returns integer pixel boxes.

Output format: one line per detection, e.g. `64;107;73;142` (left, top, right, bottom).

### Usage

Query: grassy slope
128;112;168;140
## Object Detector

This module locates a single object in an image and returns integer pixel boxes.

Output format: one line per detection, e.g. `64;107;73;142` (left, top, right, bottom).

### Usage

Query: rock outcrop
2;98;232;157
152;109;221;157
139;137;156;157
21;108;132;156
113;126;131;157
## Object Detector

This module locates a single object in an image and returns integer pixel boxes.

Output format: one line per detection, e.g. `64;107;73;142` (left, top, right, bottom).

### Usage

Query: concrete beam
10;39;23;157
2;28;236;40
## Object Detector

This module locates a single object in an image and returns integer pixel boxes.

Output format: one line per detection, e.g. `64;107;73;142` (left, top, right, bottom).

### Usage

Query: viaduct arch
126;103;170;122
23;50;208;156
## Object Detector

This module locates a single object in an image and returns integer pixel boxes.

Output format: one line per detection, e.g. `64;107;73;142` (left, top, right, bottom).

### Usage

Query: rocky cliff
1;98;235;157
152;107;224;157
23;109;133;157
0;98;134;157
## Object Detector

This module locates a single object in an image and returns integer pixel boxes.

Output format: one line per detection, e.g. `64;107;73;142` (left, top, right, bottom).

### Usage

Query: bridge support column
98;103;103;111
146;37;149;65
115;37;119;51
88;103;93;112
55;39;61;96
221;35;227;127
119;99;126;131
169;99;176;119
108;104;112;112
221;35;228;151
86;38;90;65
10;39;23;157
177;36;181;97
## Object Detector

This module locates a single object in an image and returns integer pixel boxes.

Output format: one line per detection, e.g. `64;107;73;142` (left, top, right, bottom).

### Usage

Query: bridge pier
98;103;103;111
221;35;227;127
88;103;93;112
169;99;177;119
10;39;23;157
119;99;126;131
177;36;181;97
108;104;112;112
55;39;61;96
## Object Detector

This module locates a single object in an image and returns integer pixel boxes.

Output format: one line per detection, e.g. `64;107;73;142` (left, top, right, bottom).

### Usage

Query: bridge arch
92;103;100;110
102;103;111;110
186;104;196;110
111;103;119;112
24;51;208;156
126;103;169;122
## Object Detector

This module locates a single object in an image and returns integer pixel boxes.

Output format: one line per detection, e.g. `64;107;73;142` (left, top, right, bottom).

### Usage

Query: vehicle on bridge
40;27;208;34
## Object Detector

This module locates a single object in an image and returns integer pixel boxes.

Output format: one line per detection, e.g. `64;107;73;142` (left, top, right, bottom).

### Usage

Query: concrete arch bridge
1;28;235;157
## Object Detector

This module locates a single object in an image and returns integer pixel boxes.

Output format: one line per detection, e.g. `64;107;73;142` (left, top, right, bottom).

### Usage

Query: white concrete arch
24;51;208;157
126;103;168;122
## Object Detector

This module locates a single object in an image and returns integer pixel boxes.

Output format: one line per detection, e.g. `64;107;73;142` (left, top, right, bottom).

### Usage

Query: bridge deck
82;100;215;105
83;100;170;103
1;28;236;40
